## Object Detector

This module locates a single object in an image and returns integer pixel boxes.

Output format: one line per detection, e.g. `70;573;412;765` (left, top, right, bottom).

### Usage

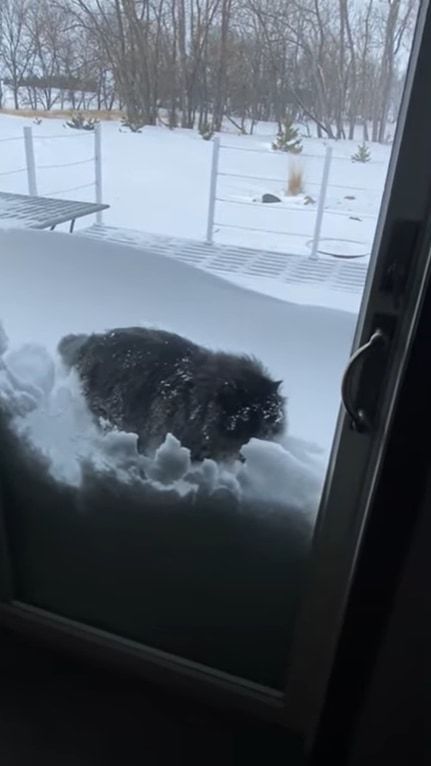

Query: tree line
0;0;418;142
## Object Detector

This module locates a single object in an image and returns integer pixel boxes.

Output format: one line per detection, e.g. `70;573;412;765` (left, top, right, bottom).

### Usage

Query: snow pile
0;228;357;524
0;324;326;521
0;229;356;447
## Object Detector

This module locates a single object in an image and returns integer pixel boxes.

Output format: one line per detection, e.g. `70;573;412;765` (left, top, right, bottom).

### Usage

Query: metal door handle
341;329;388;432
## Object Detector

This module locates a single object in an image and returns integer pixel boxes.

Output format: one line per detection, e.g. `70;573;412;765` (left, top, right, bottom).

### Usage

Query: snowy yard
0;115;388;686
0;228;356;478
0;113;390;266
0;227;356;686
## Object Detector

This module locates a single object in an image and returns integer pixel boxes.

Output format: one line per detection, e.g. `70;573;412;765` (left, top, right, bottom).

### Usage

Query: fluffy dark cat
58;326;286;462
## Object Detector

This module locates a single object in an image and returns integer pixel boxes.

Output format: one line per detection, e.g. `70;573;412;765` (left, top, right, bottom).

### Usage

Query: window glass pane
0;0;421;690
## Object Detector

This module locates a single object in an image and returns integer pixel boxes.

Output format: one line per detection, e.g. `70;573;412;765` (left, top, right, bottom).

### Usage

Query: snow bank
0;228;356;521
0;229;356;444
0;331;325;521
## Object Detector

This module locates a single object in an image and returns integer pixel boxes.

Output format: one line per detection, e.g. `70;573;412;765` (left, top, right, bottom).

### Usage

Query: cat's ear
272;380;282;391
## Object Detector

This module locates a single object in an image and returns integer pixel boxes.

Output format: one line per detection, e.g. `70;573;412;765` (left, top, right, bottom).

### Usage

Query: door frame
0;0;431;743
284;0;431;745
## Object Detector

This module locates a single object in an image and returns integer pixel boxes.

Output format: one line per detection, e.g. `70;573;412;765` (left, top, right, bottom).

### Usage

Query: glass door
0;0;428;734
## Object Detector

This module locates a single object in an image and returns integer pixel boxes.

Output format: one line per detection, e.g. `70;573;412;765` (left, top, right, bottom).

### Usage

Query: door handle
341;329;389;433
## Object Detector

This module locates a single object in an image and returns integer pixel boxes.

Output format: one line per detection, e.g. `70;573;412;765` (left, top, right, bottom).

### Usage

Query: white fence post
206;136;220;244
310;145;333;260
94;122;103;224
23;126;38;196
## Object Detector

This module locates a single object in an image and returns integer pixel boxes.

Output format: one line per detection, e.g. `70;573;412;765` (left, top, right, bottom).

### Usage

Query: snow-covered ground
0;229;356;519
0;228;355;684
0;112;392;517
0;113;390;263
0;117;379;681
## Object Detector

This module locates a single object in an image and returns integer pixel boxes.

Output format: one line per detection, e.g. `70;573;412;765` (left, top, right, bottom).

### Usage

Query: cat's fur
58;326;286;461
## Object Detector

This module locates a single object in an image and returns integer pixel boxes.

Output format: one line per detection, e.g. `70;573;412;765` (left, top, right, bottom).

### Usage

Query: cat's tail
57;333;88;369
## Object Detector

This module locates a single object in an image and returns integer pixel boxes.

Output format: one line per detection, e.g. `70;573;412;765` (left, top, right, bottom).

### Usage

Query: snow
0;113;390;263
0;117;371;682
81;224;367;313
0;112;383;521
0;228;356;521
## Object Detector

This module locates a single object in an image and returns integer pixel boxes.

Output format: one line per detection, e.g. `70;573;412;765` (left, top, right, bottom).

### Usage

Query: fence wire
215;196;314;214
45;181;95;197
219;142;389;164
0;167;27;177
34;132;94;140
0;127;102;212
37;157;94;171
0;136;25;143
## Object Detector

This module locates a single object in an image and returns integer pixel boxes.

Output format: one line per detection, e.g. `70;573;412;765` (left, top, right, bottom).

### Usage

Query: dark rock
262;193;281;204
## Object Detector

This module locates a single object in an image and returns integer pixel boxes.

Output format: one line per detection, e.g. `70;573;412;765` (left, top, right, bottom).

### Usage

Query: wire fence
206;137;382;259
0;125;104;224
44;182;95;197
0;122;382;259
219;141;389;165
0;136;27;144
0;166;27;177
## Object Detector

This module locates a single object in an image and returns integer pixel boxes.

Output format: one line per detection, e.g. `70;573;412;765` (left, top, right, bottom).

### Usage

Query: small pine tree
199;122;214;141
351;142;371;163
120;114;146;133
65;112;99;131
272;115;303;154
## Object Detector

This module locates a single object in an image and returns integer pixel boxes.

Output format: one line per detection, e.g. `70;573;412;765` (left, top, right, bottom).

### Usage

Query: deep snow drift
0;228;358;686
0;228;356;518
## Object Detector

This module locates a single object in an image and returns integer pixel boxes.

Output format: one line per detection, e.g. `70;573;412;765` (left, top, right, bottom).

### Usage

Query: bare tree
0;0;419;140
371;0;417;142
0;0;35;109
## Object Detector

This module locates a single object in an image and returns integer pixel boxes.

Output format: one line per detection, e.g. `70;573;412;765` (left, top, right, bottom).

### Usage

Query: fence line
45;182;95;197
305;180;383;193
219;170;383;195
0;167;27;177
208;138;381;257
213;221;311;238
325;208;378;221
215;196;314;214
18;125;104;222
33;133;94;140
0;126;101;217
219;142;388;165
0;124;376;256
211;142;341;258
37;157;94;170
218;170;286;184
215;195;378;223
0;136;26;143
